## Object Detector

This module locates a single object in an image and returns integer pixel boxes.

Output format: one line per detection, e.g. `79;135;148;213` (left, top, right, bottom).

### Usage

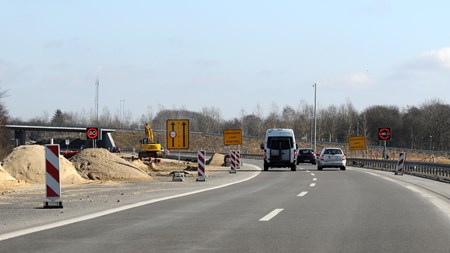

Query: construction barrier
395;153;405;175
44;144;63;208
197;150;206;181
229;150;237;174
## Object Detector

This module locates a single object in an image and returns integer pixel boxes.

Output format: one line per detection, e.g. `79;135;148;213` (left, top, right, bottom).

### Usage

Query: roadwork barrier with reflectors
395;153;405;175
229;150;240;174
197;150;206;181
44;144;63;208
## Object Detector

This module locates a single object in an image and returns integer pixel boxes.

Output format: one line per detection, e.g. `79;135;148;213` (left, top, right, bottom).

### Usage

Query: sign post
224;129;242;173
166;119;189;181
378;128;391;159
86;127;101;148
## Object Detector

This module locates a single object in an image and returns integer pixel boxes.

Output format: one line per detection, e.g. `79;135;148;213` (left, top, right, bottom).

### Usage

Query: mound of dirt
131;160;152;174
71;148;151;182
208;153;225;166
0;165;26;190
1;145;87;184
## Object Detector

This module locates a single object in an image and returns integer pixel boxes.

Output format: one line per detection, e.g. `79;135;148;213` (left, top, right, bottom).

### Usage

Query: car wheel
291;164;297;171
317;165;323;171
340;166;346;171
263;161;269;171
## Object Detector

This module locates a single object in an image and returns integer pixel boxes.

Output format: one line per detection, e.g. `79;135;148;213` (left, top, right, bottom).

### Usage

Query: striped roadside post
44;144;63;208
236;150;241;169
197;150;207;181
229;150;237;174
395;153;405;175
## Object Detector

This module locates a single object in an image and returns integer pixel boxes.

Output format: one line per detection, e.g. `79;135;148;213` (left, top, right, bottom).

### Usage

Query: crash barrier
347;158;450;183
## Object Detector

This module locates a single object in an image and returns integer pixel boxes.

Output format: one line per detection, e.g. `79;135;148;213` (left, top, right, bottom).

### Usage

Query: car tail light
320;155;324;161
342;155;346;160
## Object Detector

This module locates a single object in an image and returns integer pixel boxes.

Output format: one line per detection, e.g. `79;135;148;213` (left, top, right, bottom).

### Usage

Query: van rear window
267;137;293;149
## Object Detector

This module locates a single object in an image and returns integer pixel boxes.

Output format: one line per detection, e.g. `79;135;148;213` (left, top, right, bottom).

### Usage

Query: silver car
317;148;346;171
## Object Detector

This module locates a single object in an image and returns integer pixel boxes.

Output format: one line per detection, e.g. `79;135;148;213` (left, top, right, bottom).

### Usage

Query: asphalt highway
1;160;449;253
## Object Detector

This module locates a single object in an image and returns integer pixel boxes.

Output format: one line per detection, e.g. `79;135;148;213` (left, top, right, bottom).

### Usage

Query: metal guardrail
347;158;450;183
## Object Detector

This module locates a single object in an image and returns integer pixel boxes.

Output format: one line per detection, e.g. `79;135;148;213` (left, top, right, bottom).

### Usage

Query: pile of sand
131;159;152;174
71;148;151;182
208;153;225;166
0;165;26;190
1;145;87;184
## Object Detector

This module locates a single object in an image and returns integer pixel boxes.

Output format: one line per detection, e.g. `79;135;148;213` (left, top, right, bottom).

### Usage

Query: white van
260;128;297;171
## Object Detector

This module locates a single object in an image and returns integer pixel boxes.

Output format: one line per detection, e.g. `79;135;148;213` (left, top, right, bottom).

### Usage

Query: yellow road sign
224;129;242;145
166;119;189;150
348;136;366;151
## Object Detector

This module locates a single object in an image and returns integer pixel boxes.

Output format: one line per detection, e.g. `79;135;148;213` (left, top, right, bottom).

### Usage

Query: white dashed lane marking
259;209;284;221
297;191;308;197
310;183;316;187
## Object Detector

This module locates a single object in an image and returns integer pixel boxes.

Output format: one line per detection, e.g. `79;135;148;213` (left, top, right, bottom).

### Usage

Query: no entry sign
378;128;391;141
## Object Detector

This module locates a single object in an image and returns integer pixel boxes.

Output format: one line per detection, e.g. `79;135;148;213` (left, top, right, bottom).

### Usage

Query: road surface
1;160;449;252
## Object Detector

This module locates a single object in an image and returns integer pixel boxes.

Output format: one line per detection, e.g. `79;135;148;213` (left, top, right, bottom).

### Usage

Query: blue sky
1;0;450;121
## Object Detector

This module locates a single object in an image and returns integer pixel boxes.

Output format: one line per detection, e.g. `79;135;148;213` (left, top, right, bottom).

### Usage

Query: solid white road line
259;209;284;221
0;165;262;242
310;183;316;187
297;191;308;197
356;168;450;222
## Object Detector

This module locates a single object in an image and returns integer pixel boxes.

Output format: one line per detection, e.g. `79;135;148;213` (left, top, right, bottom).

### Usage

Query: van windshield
267;137;293;149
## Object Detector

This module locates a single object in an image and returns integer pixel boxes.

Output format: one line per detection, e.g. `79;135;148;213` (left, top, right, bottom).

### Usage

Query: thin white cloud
395;47;450;78
326;72;376;90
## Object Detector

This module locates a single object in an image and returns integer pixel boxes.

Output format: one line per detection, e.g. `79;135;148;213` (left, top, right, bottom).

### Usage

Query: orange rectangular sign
223;129;242;145
348;136;366;151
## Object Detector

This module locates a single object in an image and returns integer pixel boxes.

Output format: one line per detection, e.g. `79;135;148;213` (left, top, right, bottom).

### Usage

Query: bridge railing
347;158;450;183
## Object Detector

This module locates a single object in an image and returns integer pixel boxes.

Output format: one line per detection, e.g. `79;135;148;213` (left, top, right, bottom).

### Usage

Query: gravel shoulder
0;164;261;235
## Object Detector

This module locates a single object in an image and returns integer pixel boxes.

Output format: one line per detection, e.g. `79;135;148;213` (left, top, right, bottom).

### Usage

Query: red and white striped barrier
44;144;63;208
197;150;206;181
395;153;405;175
229;150;237;174
236;150;241;169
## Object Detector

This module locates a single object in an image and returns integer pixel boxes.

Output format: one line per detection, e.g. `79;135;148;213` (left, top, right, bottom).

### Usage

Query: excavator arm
145;123;154;143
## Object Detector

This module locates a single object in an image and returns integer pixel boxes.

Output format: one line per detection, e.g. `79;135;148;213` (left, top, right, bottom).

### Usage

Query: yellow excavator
136;123;162;159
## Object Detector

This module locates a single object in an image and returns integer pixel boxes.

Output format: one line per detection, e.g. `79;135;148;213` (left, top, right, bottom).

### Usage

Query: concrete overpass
4;125;117;149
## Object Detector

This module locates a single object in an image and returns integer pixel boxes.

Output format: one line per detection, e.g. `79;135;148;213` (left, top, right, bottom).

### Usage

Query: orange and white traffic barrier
395;153;405;175
44;144;63;208
197;150;206;181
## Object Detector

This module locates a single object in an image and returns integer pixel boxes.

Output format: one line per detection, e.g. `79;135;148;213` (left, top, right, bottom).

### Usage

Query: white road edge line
259;208;284;221
0;165;262;242
297;191;308;197
356;168;450;221
310;183;316;187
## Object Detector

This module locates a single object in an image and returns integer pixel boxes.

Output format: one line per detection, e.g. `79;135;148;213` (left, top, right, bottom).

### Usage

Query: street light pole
313;83;317;153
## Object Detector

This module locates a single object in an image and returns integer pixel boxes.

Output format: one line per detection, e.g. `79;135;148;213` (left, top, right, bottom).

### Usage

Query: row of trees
6;98;450;152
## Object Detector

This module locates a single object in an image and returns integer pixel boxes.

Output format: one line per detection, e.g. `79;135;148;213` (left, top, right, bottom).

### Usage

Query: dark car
297;148;316;165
